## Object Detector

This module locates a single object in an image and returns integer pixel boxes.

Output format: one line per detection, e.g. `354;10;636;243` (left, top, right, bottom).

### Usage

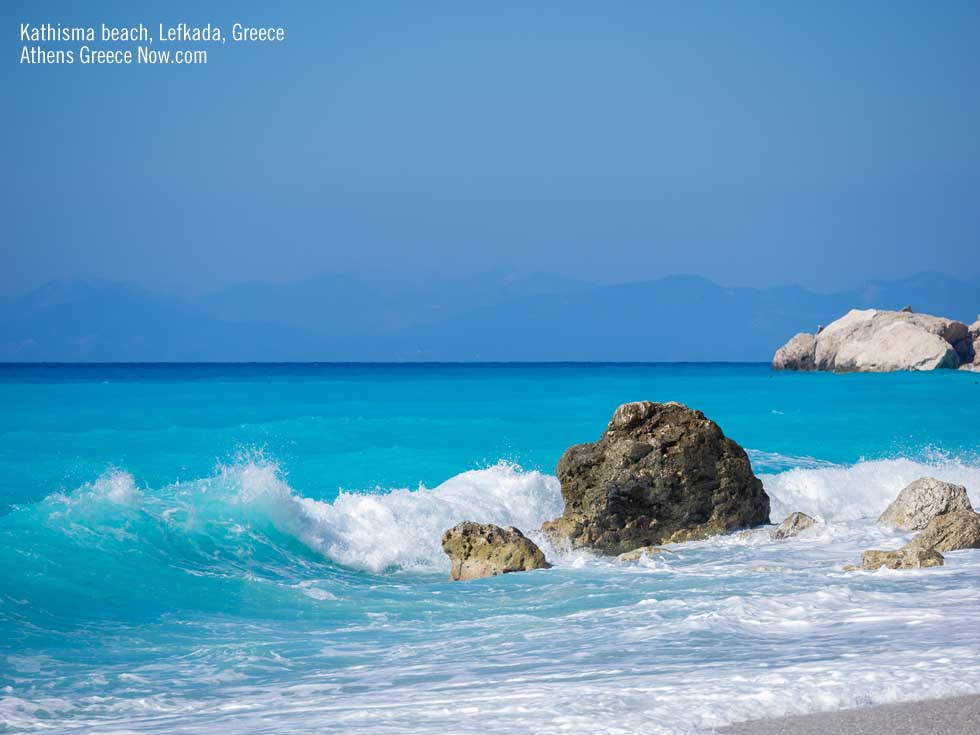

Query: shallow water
2;363;979;733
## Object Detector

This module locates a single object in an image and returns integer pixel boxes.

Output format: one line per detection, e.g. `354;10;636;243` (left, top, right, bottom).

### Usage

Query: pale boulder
860;546;944;571
772;512;817;540
961;316;980;370
441;522;550;581
771;333;816;371
814;309;960;372
877;477;973;531
772;308;969;373
615;546;672;562
908;510;980;553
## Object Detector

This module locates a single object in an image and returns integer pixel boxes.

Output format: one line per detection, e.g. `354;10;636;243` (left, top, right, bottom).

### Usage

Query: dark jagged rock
541;401;770;555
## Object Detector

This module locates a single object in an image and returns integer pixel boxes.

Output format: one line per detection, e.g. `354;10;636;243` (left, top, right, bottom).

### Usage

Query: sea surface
2;363;980;734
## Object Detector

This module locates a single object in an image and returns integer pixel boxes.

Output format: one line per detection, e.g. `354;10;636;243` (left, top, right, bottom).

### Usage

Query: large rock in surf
908;510;980;553
541;401;770;555
772;308;970;373
441;522;550;581
772;511;817;540
877;477;973;531
860;546;944;571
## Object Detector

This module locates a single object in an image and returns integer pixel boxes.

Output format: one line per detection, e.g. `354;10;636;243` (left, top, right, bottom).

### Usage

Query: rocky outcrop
847;509;980;571
772;308;972;373
859;546;945;571
541;401;770;555
441;522;550;581
772;511;816;540
877;477;973;531
908;510;980;553
772;333;816;371
960;315;980;370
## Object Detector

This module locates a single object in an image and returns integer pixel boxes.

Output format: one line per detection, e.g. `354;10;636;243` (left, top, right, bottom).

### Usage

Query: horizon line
0;360;774;367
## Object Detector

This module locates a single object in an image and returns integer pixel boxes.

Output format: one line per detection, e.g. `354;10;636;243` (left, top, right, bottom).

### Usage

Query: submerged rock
751;565;794;574
877;477;973;531
541;401;770;555
860;546;945;571
441;522;550;581
772;511;817;540
772;308;968;373
908;510;980;553
615;545;672;562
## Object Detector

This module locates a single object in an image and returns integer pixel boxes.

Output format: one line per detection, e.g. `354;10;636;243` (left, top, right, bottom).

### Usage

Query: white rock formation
772;333;816;371
877;477;973;531
772;309;970;373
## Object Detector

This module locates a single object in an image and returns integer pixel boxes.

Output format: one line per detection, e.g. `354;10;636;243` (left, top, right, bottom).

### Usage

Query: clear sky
4;0;980;298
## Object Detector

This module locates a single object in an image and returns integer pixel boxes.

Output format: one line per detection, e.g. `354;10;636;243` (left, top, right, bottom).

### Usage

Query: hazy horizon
3;268;977;362
5;1;980;302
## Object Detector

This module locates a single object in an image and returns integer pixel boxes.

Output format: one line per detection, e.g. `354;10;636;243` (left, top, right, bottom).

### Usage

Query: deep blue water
2;363;979;734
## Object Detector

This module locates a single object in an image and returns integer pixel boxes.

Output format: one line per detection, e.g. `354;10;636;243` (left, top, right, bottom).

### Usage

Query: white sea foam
223;453;980;572
761;456;980;523
40;454;980;574
226;460;564;573
11;455;980;734
49;469;142;509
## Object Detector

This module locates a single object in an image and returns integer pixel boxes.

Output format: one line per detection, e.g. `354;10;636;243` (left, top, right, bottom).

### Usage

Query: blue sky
4;1;980;299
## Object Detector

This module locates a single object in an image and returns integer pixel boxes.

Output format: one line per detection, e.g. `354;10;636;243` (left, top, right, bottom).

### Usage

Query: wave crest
762;456;980;522
20;453;980;579
228;460;563;572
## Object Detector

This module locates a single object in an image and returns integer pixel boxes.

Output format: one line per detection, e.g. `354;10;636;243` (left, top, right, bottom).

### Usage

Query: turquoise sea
2;363;980;734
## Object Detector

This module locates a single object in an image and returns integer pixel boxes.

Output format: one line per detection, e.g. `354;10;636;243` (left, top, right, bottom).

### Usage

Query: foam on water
217;451;980;571
228;460;563;572
761;454;980;522
5;453;980;733
14;452;980;577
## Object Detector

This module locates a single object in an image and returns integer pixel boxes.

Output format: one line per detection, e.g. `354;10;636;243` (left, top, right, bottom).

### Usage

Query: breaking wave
6;451;979;588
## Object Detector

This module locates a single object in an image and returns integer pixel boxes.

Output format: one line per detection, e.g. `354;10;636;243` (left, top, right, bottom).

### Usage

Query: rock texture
961;315;980;371
848;509;980;572
772;333;816;371
441;522;550;581
772;512;817;540
615;545;672;562
877;477;974;531
541;401;770;555
772;308;971;373
860;546;945;571
908;510;980;553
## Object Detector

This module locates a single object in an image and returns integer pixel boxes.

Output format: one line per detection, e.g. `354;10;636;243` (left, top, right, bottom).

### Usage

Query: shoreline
717;693;980;734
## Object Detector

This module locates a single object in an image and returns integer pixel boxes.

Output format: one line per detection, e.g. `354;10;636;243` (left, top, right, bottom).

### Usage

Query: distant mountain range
1;272;977;362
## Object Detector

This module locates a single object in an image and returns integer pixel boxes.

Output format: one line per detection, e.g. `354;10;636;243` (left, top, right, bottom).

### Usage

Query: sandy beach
720;694;980;735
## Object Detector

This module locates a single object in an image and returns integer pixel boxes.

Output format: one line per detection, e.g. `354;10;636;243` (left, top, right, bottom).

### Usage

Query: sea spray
761;455;980;522
221;459;563;572
5;457;980;733
9;454;980;583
